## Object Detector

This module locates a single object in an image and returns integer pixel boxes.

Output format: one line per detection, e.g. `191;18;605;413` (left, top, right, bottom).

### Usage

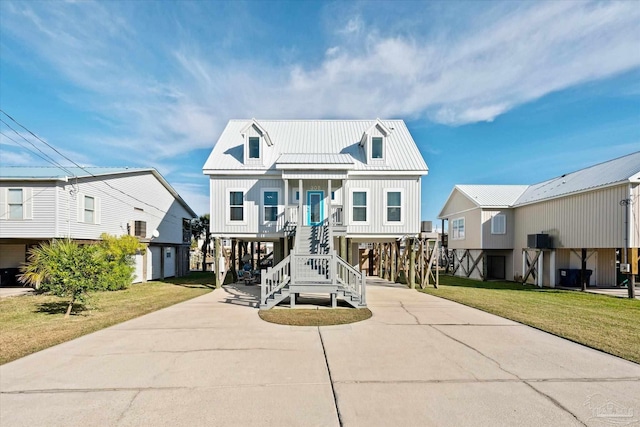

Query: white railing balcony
331;205;343;226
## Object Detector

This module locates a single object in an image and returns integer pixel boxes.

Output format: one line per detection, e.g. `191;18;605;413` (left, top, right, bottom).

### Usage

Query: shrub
19;240;102;317
96;233;143;291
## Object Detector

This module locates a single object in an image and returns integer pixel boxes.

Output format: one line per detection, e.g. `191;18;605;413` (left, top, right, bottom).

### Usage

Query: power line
0;130;75;174
0;110;182;217
0;119;76;176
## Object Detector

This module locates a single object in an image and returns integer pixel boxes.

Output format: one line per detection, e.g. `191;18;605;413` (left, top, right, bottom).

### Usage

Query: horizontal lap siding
0;183;56;239
65;173;192;244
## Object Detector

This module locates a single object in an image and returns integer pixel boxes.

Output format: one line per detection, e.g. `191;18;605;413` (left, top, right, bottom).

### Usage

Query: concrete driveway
1;278;639;426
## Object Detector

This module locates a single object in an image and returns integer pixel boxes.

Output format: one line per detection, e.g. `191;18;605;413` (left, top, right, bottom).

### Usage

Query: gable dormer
359;119;391;165
241;119;273;165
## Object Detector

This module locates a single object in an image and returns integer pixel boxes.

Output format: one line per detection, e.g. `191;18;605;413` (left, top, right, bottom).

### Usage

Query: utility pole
620;198;635;299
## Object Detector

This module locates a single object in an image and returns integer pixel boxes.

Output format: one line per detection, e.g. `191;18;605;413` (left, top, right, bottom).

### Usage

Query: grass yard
0;272;214;365
259;308;372;326
421;275;640;364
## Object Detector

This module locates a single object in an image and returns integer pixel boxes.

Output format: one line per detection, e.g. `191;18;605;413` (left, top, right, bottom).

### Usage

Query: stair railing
335;252;366;305
260;255;292;306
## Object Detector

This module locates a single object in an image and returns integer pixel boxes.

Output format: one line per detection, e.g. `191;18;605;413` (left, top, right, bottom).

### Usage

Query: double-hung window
386;191;402;223
352;191;367;222
84;196;95;224
263;190;278;222
452;218;465;239
8;189;24;220
491;214;506;234
229;191;244;221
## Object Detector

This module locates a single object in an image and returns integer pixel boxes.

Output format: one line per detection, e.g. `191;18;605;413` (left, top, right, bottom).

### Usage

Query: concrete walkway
1;278;639;426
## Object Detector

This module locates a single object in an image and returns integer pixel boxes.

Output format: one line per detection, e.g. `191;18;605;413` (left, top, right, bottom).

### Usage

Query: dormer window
248;137;260;159
360;119;390;165
241;119;273;165
372;137;383;159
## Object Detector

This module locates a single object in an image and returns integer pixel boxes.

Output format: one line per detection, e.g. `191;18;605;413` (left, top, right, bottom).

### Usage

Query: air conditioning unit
421;221;433;232
527;233;550;249
620;264;631;273
129;220;147;238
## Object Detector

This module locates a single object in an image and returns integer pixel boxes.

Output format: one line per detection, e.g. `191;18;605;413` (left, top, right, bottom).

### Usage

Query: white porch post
298;179;303;226
537;250;544;288
327;179;332;224
284;178;289;222
342;179;347;224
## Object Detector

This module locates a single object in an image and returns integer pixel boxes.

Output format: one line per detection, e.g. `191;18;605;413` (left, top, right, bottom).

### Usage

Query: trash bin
558;269;592;287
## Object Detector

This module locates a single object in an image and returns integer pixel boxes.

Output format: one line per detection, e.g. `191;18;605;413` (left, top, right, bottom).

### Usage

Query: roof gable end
240;119;273;146
359;119;391;146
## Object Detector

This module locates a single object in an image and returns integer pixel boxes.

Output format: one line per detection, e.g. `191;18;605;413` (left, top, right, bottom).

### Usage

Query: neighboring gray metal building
439;151;640;287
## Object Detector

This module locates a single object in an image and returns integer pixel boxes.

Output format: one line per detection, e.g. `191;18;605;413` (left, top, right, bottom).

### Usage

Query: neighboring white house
203;119;429;307
0;167;196;286
438;151;640;287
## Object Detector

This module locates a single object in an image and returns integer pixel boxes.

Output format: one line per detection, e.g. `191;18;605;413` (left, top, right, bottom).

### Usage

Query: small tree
191;214;211;272
96;233;144;291
19;240;102;317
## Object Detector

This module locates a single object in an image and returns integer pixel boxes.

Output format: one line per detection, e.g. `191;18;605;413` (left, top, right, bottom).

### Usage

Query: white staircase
260;213;366;309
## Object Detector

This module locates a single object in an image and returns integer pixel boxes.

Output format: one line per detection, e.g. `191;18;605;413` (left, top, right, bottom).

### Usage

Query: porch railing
292;254;332;283
331;205;344;226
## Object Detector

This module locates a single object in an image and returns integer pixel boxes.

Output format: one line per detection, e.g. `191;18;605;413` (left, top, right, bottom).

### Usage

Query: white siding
0;183;58;239
149;246;162;280
60;172;192;244
344;177;421;235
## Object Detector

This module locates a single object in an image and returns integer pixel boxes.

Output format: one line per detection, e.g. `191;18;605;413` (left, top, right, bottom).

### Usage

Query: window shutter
23;188;33;219
77;193;84;223
95;196;101;224
0;188;6;219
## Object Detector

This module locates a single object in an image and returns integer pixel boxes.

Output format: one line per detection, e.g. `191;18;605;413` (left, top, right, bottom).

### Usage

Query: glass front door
307;191;324;225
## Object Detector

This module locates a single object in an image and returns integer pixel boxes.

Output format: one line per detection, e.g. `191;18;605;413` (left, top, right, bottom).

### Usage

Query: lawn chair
241;270;254;285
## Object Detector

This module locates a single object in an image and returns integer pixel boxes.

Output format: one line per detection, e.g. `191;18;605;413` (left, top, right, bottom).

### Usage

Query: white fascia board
203;169;280;176
276;163;353;170
348;170;427;176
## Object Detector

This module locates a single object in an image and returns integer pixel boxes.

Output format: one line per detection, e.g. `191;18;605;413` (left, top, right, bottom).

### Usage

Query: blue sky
1;1;639;224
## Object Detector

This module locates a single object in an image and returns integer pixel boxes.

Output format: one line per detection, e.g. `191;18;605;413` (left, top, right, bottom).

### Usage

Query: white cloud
0;149;34;165
1;0;639;169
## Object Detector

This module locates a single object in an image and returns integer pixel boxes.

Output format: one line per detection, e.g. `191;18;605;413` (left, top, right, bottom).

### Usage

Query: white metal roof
202;119;428;174
514;151;640;206
456;185;529;207
276;153;354;165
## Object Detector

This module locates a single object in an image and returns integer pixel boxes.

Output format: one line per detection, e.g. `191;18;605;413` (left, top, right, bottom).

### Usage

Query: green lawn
0;272;214;365
421;275;640;364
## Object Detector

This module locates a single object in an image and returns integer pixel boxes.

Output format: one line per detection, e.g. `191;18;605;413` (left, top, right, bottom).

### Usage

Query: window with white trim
491;214;506;235
229;191;244;221
84;196;95;224
8;189;23;220
248;137;260;159
352;191;367;222
452;218;465;239
386;191;402;223
372;137;383;159
263;190;278;222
